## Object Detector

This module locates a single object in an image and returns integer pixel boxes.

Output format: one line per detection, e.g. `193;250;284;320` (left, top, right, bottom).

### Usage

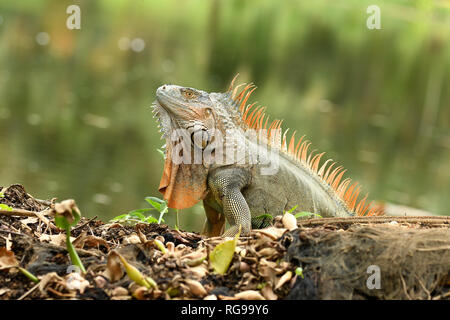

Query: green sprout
295;267;304;279
145;197;168;224
285;205;322;219
54;201;86;273
0;204;13;211
111;196;168;225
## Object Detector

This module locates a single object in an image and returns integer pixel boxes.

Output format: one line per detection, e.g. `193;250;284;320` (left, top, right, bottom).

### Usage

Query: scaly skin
152;80;378;237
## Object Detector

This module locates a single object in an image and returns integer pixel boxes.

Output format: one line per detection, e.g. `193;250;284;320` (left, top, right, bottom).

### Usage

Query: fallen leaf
261;283;278;300
0;247;18;269
275;271;293;290
39;233;70;246
0;288;11;296
282;212;298;231
103;251;124;282
209;228;240;275
255;227;287;240
234;290;266;300
65;272;90;293
184;279;207;297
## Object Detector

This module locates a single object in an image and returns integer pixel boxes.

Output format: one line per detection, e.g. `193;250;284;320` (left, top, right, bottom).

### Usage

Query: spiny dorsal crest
227;74;383;217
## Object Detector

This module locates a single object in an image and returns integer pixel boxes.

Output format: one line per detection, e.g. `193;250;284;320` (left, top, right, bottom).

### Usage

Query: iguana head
153;84;241;209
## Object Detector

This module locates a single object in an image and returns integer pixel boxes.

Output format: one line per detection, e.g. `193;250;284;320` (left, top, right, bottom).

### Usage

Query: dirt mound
1;184;449;300
282;220;450;299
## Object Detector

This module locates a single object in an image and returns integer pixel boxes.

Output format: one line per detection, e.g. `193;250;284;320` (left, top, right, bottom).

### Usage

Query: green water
0;0;449;233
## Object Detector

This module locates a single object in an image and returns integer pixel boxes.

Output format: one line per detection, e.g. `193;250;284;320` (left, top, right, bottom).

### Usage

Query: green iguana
152;75;382;237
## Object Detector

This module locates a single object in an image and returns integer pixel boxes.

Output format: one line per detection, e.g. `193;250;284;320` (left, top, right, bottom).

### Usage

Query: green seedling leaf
129;208;153;215
0;204;13;211
115;252;156;289
145;196;169;224
128;210;147;220
295;267;304;279
286;205;299;214
294;211;322;219
209;226;241;275
145;197;165;211
153;239;167;254
185;255;207;267
144;216;159;224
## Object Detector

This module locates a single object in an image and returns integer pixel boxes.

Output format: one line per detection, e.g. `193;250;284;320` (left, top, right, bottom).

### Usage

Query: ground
0;184;449;300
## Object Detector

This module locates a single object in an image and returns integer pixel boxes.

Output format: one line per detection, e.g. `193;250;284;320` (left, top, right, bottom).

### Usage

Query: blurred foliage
0;0;449;232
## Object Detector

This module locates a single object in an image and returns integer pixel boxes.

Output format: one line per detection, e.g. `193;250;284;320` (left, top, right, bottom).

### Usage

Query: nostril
162;85;166;90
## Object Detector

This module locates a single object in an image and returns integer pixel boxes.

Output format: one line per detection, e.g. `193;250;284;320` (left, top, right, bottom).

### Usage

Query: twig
18;282;40;300
0;208;53;218
415;275;431;300
72;216;98;232
297;216;450;227
400;273;412;300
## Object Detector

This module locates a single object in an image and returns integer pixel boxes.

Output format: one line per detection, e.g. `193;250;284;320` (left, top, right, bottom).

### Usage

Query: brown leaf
39;233;70;246
282;212;298;231
275;271;293;290
103;251;124;282
255;227;287;240
184;279;207;298
53;199;80;225
0;247;18;269
234;290;266;300
73;233;110;250
262;283;278;300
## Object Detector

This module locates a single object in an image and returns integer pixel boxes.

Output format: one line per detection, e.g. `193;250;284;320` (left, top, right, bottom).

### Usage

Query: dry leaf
73;234;109;250
65;272;90;293
185;279;207;297
275;271;292;290
0;247;18;269
39;233;69;246
262;283;278;300
103;251;124;282
255;227;287;240
234;290;266;300
282;212;298;231
38;272;64;294
0;288;11;296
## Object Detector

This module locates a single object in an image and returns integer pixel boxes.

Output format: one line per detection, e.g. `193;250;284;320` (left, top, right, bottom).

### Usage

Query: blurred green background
0;0;449;232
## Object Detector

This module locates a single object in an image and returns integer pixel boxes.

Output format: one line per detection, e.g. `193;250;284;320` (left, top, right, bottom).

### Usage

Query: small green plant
0;204;12;211
54;200;86;273
295;267;304;279
294;211;322;219
285;205;322;219
0;193;13;211
111;196;168;225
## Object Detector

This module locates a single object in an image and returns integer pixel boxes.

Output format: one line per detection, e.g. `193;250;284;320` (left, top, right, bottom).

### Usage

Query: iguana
152;75;382;237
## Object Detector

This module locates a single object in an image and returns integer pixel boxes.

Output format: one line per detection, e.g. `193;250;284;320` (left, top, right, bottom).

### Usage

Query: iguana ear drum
190;126;210;149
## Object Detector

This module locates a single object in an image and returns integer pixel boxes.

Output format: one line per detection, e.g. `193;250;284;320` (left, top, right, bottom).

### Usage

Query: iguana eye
181;89;198;99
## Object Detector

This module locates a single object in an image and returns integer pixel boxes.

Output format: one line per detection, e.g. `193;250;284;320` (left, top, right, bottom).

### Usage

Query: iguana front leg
208;168;252;237
202;201;225;237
